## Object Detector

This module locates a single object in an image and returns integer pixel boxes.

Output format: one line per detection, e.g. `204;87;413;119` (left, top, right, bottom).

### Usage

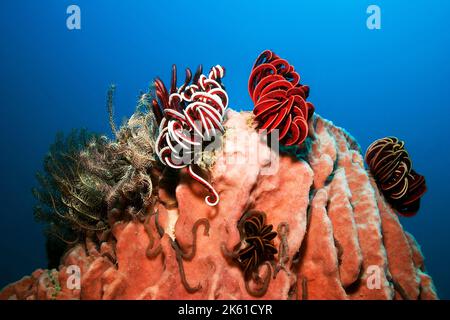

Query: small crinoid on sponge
231;210;278;297
152;64;228;206
365;136;427;216
237;211;278;277
248;50;315;146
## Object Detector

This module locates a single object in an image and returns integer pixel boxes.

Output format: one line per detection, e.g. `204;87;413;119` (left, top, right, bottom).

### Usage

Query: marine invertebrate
143;212;162;259
32;129;110;266
81;86;159;222
104;103;158;219
107;84;118;137
248;50;315;146
152;64;228;206
221;210;277;297
33;86;161;267
236;211;277;278
171;218;210;293
365;136;427;216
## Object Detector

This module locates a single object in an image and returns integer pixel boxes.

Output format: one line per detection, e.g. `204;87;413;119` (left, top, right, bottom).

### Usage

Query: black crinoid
236;210;278;279
365;136;427;216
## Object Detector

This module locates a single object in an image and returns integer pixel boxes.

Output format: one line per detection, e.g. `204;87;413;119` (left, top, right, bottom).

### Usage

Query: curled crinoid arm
169;218;210;293
173;218;210;261
143;214;162;259
174;249;202;293
154;209;165;238
244;262;272;298
187;166;219;207
220;242;239;260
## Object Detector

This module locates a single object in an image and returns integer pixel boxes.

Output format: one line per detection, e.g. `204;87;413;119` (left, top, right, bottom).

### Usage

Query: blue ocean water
0;0;449;298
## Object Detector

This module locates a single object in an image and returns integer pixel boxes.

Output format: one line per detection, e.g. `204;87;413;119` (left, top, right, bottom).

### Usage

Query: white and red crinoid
152;64;228;206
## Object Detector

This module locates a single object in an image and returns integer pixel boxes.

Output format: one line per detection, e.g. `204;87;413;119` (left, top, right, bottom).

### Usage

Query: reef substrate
0;110;437;300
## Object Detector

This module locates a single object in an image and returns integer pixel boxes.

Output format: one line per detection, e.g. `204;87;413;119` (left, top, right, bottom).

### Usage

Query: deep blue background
1;0;449;298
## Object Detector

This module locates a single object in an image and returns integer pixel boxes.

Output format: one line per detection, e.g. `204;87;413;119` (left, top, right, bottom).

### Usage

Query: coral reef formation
1;111;437;300
365;137;427;216
0;51;435;300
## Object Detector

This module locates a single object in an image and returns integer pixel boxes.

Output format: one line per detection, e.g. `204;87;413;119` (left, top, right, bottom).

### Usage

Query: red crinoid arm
279;114;292;140
253;50;275;69
267;108;288;133
291;96;308;120
256;78;292;102
283;116;308;146
152;99;164;124
259;107;288;134
257;86;290;105
287;86;307;99
252;74;284;101
301;85;310;98
254;98;280;119
285;70;300;86
154;78;169;109
269;58;291;76
306;102;315;120
178;67;192;93
169;93;183;112
248;64;277;101
283;120;300;146
170;64;177;94
270;58;301;87
152;78;170;124
264;97;294;134
192;64;203;84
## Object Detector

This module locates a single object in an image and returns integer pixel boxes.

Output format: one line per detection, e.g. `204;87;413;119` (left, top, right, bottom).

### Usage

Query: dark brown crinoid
236;210;277;279
365;137;427;216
